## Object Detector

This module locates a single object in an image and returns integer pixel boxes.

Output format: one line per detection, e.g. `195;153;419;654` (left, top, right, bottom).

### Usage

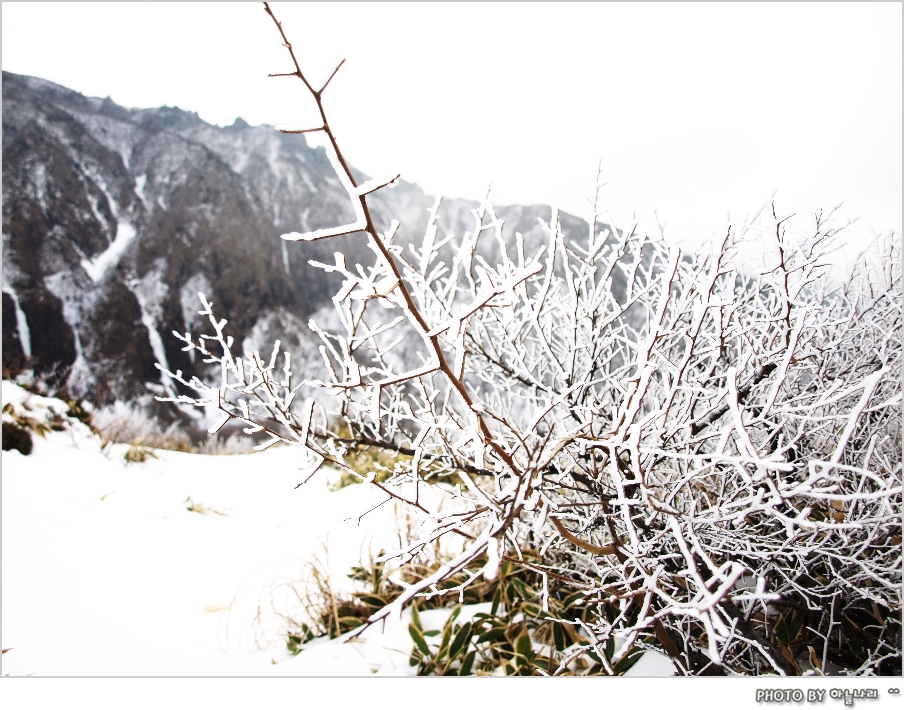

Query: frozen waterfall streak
263;4;530;528
81;222;138;283
2;286;32;358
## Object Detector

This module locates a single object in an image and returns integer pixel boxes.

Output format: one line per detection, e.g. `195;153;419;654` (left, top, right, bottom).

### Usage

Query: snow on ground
1;382;404;676
1;381;674;677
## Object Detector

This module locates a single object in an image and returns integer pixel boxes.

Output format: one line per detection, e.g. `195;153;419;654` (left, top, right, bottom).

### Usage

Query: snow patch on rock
134;174;150;209
81;221;136;283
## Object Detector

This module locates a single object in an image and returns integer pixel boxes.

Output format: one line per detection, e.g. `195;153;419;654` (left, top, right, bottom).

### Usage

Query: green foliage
285;547;646;675
403;557;645;676
286;624;317;655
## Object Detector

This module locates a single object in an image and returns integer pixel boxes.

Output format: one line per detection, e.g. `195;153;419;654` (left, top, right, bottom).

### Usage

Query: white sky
2;2;901;249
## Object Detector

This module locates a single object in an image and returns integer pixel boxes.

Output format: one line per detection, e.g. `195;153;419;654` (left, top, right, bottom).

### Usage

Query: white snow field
1;381;674;677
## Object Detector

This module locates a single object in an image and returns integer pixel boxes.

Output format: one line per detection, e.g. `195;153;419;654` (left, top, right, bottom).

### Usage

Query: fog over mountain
2;71;599;427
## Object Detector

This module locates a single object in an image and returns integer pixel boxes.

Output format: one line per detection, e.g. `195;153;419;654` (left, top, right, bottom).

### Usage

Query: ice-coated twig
150;4;902;676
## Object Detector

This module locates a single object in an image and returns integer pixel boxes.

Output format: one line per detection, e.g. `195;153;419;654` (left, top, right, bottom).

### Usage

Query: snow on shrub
154;4;901;675
91;400;194;453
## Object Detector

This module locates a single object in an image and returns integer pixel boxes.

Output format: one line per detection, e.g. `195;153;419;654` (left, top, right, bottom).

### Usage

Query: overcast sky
3;2;901;250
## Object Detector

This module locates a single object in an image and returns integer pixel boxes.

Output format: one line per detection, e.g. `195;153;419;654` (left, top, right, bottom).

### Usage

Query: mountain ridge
2;71;595;423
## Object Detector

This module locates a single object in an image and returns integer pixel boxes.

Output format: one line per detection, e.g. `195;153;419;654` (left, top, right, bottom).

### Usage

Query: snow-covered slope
1;381;675;677
1;381;406;675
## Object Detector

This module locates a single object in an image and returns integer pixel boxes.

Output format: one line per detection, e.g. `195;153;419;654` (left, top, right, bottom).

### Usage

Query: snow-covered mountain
2;71;593;421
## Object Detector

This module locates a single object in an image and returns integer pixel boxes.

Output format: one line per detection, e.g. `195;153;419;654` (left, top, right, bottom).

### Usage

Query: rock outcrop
2;71;594;424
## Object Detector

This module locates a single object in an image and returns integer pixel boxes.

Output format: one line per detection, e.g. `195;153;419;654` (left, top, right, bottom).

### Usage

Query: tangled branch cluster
157;4;901;675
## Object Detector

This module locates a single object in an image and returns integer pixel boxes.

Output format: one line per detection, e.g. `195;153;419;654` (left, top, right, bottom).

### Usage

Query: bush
196;431;256;455
157;4;901;676
2;420;33;455
92;401;193;453
270;545;642;675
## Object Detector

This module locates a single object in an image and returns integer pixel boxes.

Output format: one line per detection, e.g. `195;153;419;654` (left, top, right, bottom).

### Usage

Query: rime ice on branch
155;3;902;676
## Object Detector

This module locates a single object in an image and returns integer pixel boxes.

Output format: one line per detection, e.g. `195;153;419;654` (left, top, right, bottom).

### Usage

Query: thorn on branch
355;174;401;196
316;58;346;95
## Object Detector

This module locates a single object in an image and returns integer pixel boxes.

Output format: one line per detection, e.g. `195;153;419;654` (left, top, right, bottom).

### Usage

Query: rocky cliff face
2;71;593;422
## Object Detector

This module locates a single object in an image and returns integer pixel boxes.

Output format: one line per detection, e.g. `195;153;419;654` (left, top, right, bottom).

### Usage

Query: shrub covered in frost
92;400;193;452
156;4;902;676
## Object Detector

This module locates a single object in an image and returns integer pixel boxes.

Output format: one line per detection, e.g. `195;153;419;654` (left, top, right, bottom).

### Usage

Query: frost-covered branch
156;4;902;675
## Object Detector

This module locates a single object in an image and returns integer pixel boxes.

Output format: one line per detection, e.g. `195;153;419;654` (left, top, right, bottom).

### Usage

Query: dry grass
93;402;193;452
245;543;344;654
184;496;229;516
123;440;158;463
197;431;256;455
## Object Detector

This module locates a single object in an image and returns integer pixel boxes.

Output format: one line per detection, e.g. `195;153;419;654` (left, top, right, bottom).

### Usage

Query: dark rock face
1;292;26;376
2;71;594;414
